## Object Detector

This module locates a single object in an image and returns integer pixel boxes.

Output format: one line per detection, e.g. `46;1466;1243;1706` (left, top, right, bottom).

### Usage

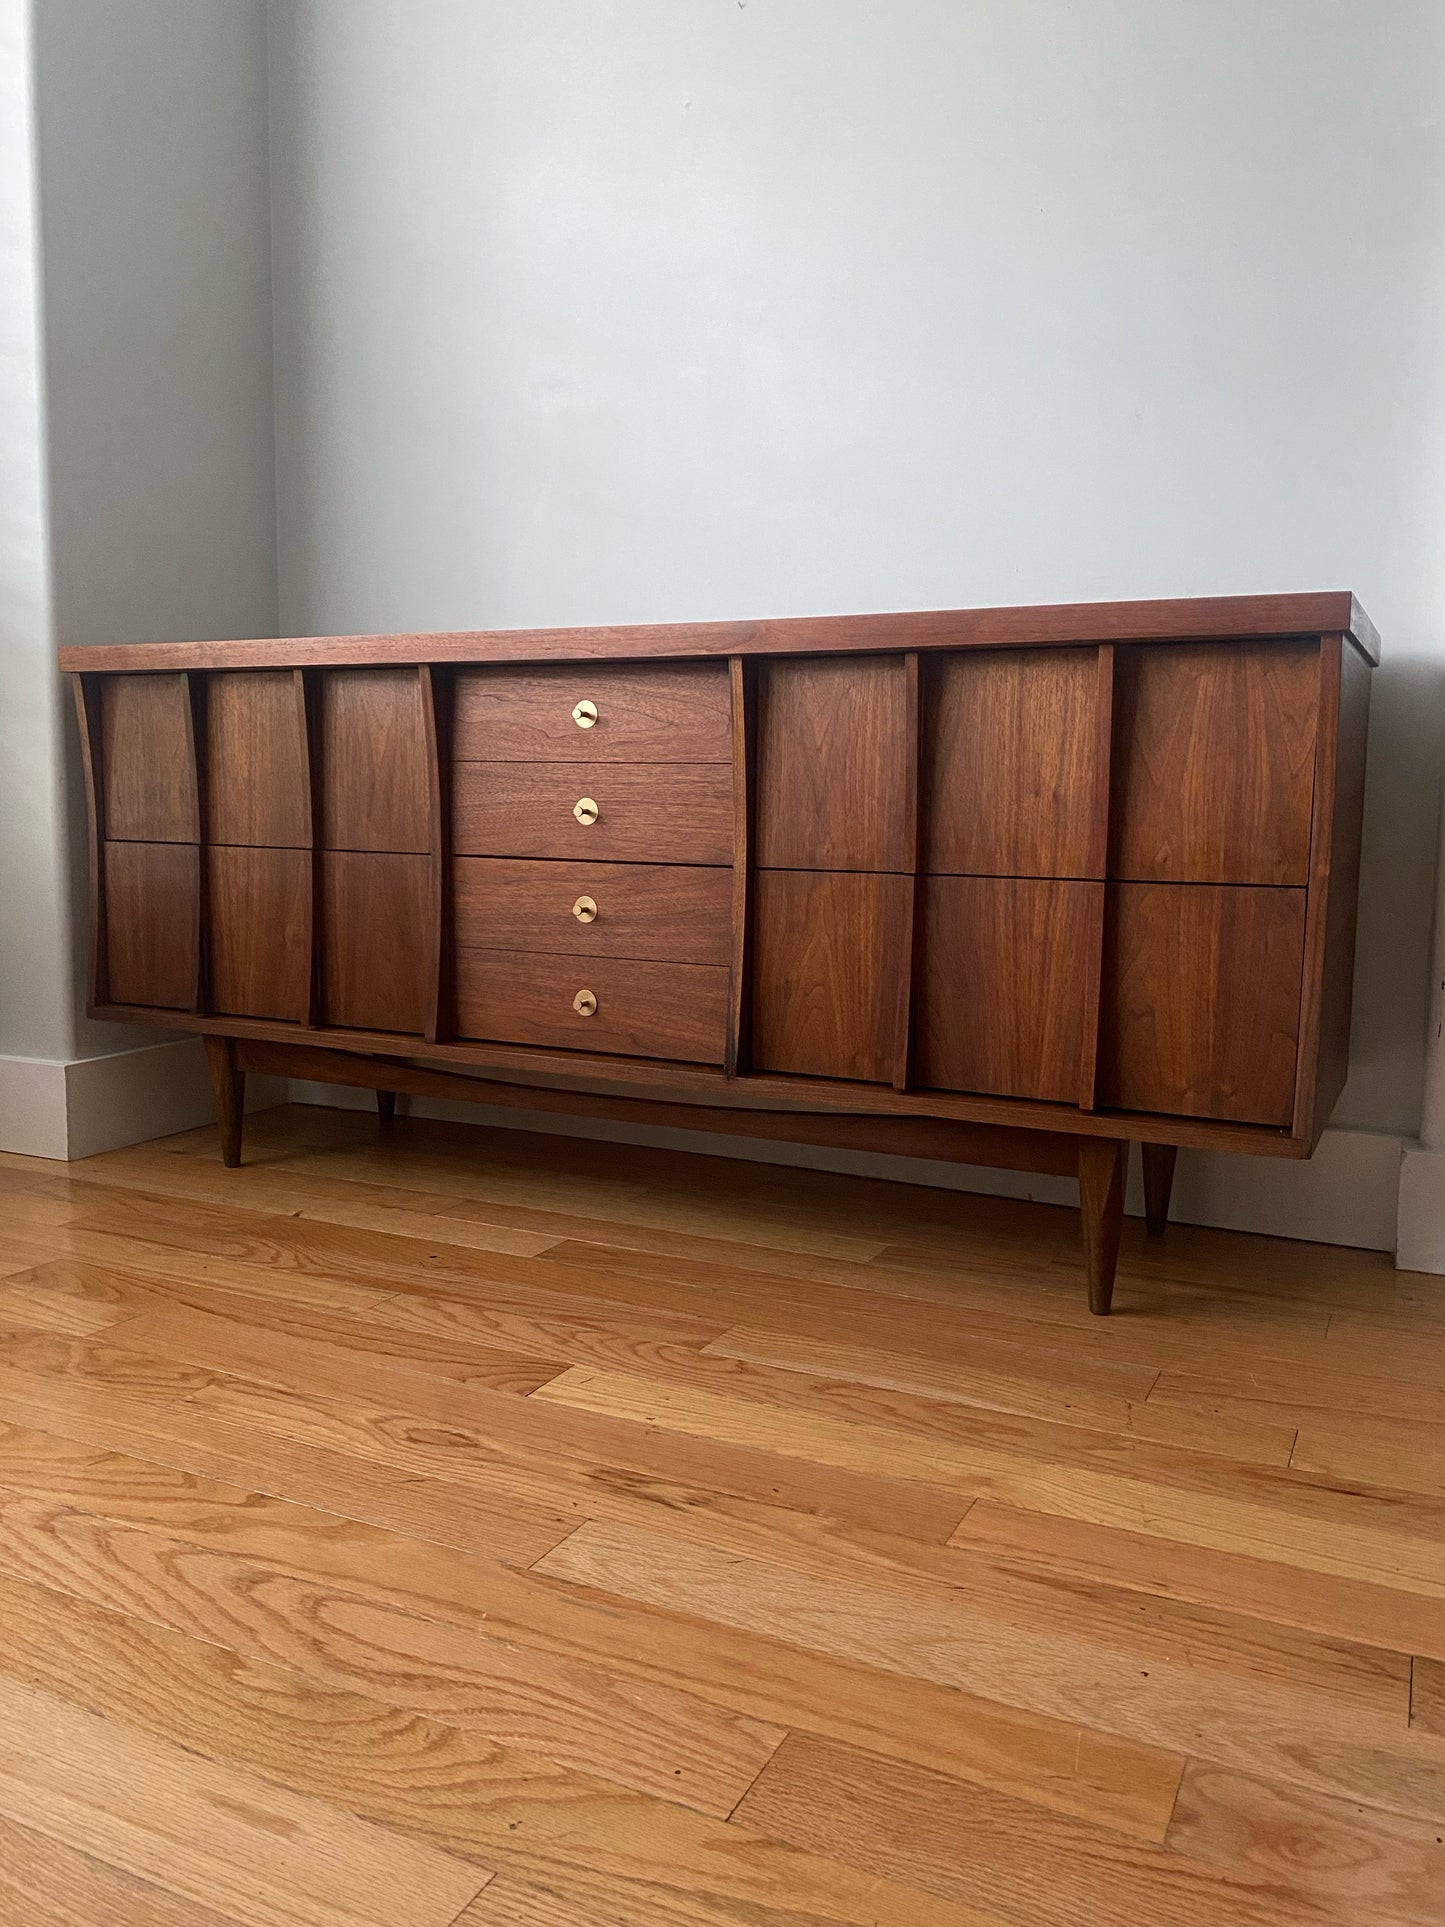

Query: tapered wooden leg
1142;1142;1178;1237
203;1035;245;1169
376;1089;397;1127
1077;1137;1125;1316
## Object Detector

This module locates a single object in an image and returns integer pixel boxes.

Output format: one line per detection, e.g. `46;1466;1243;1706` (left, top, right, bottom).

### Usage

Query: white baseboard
0;1039;284;1162
1397;1142;1445;1274
285;1078;1405;1254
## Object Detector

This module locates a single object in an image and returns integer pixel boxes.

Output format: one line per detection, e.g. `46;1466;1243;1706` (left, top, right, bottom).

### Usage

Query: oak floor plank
1412;1659;1445;1737
535;1516;1445;1826
0;1420;1183;1840
0;1571;1012;1927
0;1811;263;1927
950;1500;1445;1663
0;1671;488;1927
732;1731;1353;1927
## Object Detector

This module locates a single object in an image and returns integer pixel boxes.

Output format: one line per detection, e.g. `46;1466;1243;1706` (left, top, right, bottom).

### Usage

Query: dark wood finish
91;998;1313;1154
99;672;200;842
924;646;1105;877
452;762;732;865
726;656;756;1078
102;841;200;1009
202;1033;244;1167
321;851;431;1033
70;673;109;1006
376;1088;397;1126
915;878;1103;1103
1110;640;1318;885
320;668;430;852
207;845;312;1022
1142;1141;1178;1236
1100;882;1308;1125
756;655;912;871
454;859;732;964
235;1038;1082;1175
420;665;452;1044
205;670;311;847
751;871;912;1084
64;593;1379;1317
57;589;1381;673
453;661;731;763
1293;636;1372;1145
454;950;729;1064
1078;1136;1126;1315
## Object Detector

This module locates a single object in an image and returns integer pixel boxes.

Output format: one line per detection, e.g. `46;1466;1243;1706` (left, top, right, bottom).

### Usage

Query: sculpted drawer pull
573;796;599;825
573;989;597;1017
572;895;598;923
572;699;598;728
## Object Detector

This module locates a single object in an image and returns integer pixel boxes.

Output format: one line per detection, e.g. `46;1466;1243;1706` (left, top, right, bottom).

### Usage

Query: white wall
269;0;1445;1157
1;0;281;1156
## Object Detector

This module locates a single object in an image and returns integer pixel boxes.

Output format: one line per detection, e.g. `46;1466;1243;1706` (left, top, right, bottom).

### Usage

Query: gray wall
30;0;276;1058
269;0;1445;1141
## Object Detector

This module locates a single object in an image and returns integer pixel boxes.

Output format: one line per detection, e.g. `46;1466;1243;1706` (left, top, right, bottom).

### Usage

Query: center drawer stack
449;663;735;1062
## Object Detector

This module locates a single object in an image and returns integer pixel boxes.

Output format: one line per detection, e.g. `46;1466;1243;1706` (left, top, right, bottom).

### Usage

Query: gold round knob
572;699;598;729
572;895;598;924
573;796;598;825
573;989;597;1017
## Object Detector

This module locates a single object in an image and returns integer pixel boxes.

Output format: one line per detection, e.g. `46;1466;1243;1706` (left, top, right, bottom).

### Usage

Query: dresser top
57;588;1379;674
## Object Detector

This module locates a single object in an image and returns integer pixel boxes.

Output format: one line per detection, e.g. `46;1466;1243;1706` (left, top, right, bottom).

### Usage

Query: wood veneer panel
453;859;731;964
100;675;199;843
321;852;430;1033
751;871;912;1084
70;675;108;1006
319;669;429;853
204;671;311;848
103;841;199;1009
915;878;1102;1102
454;951;729;1064
207;847;311;1022
452;763;732;864
924;647;1104;877
453;662;731;762
1110;640;1318;885
756;656;912;871
1294;637;1372;1144
58;589;1381;673
1099;882;1307;1125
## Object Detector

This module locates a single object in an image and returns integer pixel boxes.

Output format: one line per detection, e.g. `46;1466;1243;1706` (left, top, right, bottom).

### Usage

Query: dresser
61;591;1376;1313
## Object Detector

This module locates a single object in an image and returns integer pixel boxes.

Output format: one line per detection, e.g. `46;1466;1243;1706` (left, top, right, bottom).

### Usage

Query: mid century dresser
61;592;1376;1313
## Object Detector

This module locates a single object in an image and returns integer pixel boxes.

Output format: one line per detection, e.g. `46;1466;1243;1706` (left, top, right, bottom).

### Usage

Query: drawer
454;949;729;1063
1098;882;1306;1125
756;655;913;871
454;662;732;763
454;859;732;964
103;840;199;1008
452;763;733;864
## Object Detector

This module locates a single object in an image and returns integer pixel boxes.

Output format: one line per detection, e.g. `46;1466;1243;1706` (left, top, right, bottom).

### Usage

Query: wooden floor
0;1106;1443;1927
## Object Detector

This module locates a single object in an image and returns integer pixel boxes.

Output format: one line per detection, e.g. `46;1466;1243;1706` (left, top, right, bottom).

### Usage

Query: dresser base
215;1035;1143;1315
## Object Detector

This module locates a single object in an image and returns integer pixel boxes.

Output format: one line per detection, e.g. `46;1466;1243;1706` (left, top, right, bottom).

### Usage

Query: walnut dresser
60;591;1377;1314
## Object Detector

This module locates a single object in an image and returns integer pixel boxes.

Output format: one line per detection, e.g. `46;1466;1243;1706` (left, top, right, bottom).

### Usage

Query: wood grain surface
0;1100;1433;1924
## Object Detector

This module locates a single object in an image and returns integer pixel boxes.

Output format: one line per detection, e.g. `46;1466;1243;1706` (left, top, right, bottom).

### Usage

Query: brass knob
573;796;598;825
573;989;597;1016
572;895;598;924
572;699;598;729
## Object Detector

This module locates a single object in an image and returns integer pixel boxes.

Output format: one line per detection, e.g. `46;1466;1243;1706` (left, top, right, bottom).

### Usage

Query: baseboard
285;1078;1405;1254
1397;1142;1445;1274
0;1039;285;1161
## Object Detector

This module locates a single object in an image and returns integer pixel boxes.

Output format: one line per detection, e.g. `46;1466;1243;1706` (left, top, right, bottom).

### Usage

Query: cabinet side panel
1298;638;1372;1142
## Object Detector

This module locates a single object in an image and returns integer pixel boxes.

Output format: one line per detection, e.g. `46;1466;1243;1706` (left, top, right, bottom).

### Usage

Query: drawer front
1099;882;1306;1125
104;840;199;1009
454;859;731;964
452;763;733;864
454;949;728;1063
755;655;913;871
454;662;732;763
